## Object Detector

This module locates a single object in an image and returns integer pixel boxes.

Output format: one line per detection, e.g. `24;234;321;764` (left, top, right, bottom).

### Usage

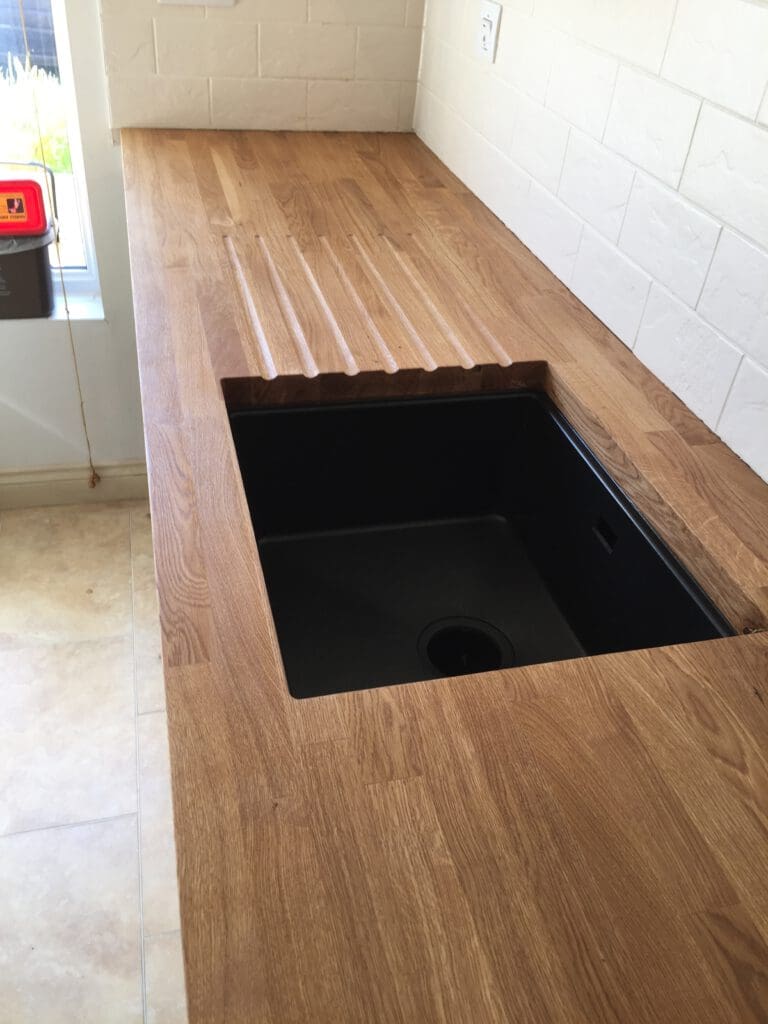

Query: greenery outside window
0;0;100;302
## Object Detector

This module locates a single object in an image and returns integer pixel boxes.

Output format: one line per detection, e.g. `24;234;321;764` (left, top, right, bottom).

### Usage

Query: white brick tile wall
474;71;517;155
662;0;768;119
635;286;742;428
101;0;191;13
260;24;355;79
516;181;583;285
536;0;677;73
310;0;407;26
604;67;700;188
416;0;768;480
558;131;634;243
211;77;307;130
356;26;422;81
418;34;451;107
545;37;617;141
308;80;400;130
108;75;210;129
100;17;155;76
718;360;768;481
462;132;531;233
619;175;721;307
405;0;425;29
206;0;307;20
510;94;569;194
698;232;768;370
680;105;768;252
155;17;258;78
100;0;419;131
398;81;418;130
760;89;768;128
494;12;554;104
424;0;465;49
571;228;652;347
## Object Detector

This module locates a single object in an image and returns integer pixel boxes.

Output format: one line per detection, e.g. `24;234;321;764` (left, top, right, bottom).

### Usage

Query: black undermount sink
229;390;733;699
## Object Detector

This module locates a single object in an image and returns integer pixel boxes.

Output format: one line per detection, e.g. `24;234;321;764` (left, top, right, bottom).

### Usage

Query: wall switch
477;1;502;62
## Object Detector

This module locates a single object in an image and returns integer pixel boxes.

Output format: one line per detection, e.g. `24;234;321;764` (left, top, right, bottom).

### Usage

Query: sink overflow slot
593;517;618;554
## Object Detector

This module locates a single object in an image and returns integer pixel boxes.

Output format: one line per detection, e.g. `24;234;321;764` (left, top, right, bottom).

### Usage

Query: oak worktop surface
122;129;768;1024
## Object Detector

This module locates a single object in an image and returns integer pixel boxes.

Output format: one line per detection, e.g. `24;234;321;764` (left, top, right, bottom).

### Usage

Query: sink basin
229;390;733;698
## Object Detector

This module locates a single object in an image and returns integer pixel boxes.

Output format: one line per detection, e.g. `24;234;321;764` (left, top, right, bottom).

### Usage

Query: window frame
49;0;101;304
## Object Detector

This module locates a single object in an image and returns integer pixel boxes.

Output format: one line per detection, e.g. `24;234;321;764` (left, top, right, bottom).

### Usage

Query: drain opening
419;617;515;678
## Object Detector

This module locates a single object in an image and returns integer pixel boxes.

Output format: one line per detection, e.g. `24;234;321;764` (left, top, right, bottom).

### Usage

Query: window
0;0;99;301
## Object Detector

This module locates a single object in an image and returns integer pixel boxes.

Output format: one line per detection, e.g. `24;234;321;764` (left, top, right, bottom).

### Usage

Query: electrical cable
16;0;100;488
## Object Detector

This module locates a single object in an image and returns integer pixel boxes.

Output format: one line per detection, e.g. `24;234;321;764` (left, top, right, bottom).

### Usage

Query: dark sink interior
229;390;733;698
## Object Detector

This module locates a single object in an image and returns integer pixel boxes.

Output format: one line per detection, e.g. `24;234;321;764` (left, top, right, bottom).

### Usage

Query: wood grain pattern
122;129;768;1024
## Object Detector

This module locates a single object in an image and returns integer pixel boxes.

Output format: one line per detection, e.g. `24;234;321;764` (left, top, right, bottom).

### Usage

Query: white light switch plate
477;1;502;62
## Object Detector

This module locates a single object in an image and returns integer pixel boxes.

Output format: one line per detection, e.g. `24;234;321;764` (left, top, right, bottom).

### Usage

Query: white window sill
52;288;104;321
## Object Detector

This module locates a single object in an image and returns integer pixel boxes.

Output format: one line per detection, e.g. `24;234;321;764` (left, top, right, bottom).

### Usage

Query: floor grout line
0;810;136;842
144;927;183;942
129;509;150;1024
0;629;135;654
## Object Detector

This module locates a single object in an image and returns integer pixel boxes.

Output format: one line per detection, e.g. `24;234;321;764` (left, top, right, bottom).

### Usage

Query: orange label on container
0;192;28;222
0;180;47;235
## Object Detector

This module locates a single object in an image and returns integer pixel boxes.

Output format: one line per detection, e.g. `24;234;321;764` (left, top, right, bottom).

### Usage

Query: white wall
416;0;768;482
0;0;144;476
101;0;425;131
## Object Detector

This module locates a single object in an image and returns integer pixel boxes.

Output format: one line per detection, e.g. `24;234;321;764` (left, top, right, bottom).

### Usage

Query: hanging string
16;0;100;488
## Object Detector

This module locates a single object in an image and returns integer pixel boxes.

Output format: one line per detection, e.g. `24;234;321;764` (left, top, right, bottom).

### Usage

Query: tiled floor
0;500;188;1023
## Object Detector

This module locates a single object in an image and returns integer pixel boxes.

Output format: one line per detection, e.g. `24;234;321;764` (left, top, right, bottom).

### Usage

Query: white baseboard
0;460;148;510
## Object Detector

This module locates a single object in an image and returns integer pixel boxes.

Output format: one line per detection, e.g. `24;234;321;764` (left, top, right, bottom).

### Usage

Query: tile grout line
0;810;136;842
600;58;621;145
555;126;570;196
630;275;654;352
129;510;150;1024
693;224;722;311
714;353;744;433
658;0;680;79
676;97;703;192
144;926;183;941
615;168;637;249
757;79;768;125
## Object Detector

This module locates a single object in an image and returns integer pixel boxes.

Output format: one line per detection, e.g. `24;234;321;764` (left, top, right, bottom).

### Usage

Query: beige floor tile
0;638;137;835
131;497;165;714
0;505;132;647
130;503;157;593
0;816;142;1023
139;712;181;935
134;584;166;714
145;931;188;1024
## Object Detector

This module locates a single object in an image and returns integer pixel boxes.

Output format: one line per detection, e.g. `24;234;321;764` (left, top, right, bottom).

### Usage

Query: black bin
0;226;56;318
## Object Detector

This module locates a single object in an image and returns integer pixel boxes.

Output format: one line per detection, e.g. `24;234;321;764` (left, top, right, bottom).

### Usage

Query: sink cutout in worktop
229;390;733;698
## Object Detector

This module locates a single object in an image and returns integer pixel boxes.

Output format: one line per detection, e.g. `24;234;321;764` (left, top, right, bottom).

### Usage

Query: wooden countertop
122;130;768;1024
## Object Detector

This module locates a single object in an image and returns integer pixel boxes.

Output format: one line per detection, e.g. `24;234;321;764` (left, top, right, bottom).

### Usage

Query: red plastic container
0;179;48;236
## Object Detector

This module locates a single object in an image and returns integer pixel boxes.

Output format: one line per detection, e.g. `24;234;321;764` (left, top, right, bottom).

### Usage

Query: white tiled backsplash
99;0;768;483
99;0;424;131
415;0;768;482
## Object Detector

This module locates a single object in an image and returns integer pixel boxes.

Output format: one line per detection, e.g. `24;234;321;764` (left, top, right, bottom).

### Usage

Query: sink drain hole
419;617;515;677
